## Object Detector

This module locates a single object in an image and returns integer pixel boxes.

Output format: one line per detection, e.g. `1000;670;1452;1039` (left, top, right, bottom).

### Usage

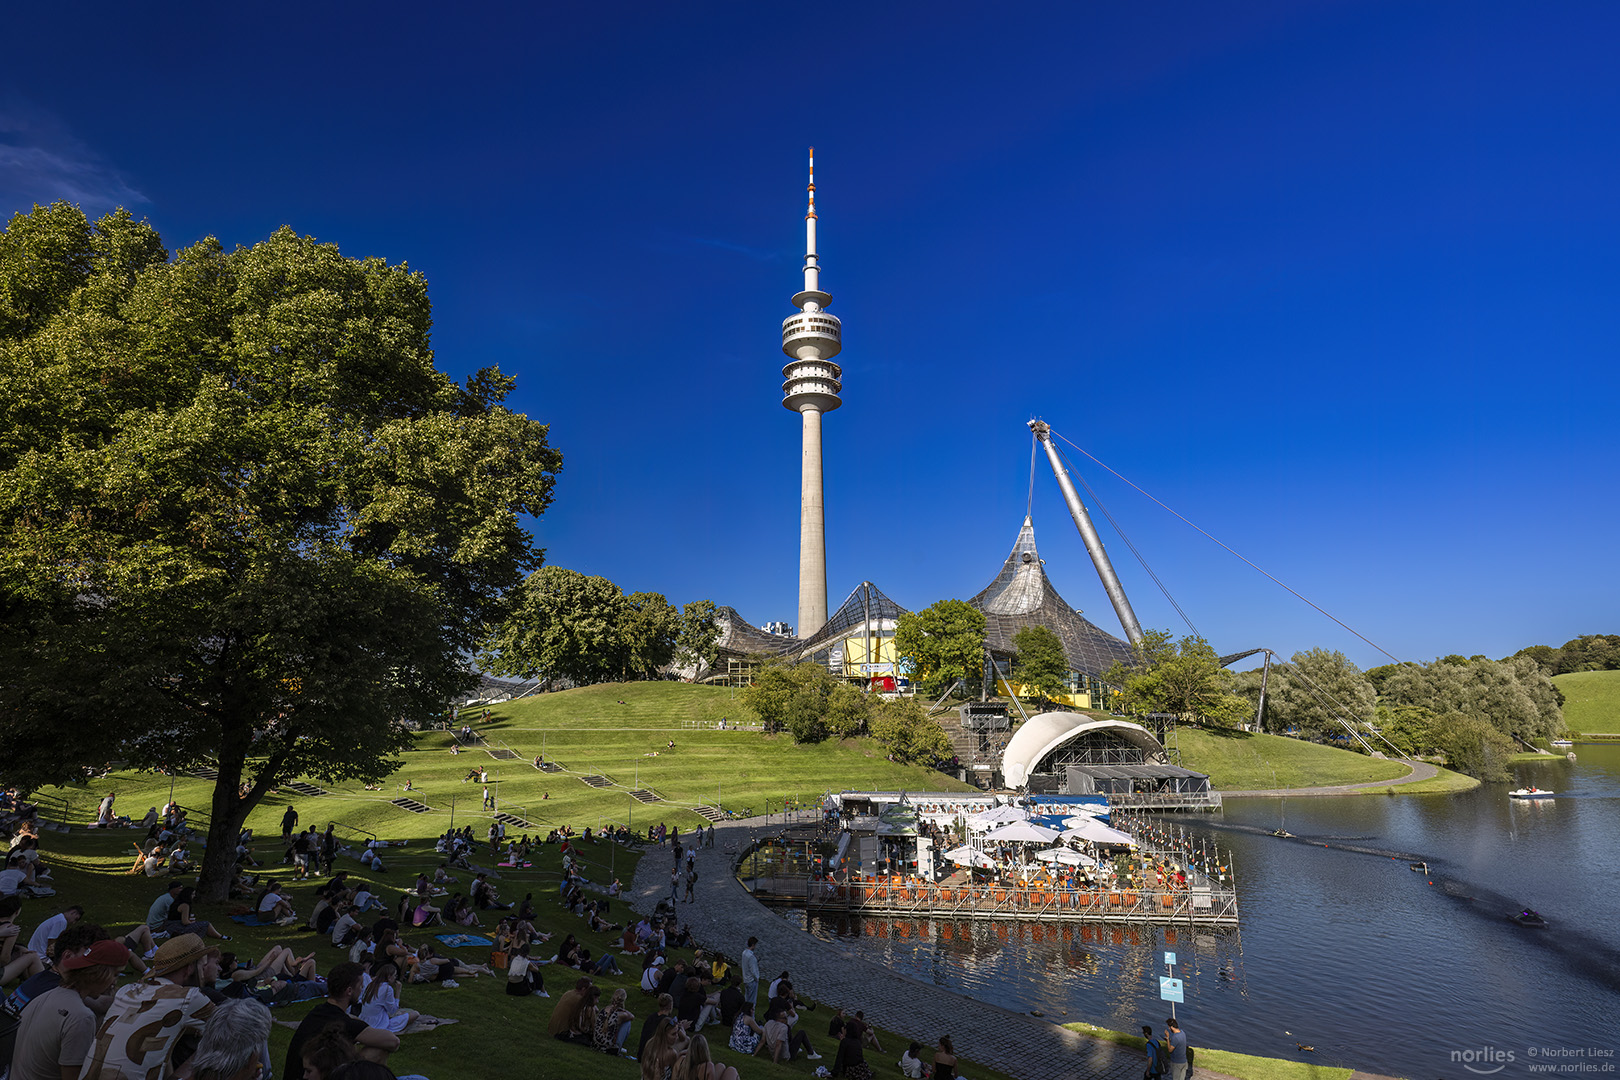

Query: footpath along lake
796;745;1620;1079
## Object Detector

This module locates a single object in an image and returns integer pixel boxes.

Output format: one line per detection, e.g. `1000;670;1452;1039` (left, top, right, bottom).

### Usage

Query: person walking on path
1165;1018;1189;1080
670;867;681;905
1143;1025;1166;1080
280;805;298;844
740;937;759;1006
684;864;697;904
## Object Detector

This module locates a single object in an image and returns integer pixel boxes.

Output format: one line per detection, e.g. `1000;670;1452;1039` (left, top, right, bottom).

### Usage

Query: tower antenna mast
782;148;843;637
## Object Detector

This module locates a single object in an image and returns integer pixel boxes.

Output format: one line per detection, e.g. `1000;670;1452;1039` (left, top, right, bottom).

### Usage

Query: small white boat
1550;739;1574;748
1509;787;1555;799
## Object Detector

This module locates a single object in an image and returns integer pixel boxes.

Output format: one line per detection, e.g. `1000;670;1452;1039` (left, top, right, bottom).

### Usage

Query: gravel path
626;815;1237;1080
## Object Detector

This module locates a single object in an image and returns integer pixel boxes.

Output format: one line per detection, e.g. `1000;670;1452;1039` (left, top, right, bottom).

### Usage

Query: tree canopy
482;567;718;685
1509;634;1620;677
894;599;986;699
1011;624;1069;704
740;660;952;764
1252;648;1376;739
0;204;563;900
1105;630;1251;728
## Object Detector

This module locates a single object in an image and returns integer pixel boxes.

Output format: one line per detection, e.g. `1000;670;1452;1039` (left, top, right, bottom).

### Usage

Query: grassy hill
1174;727;1416;791
1553;670;1620;734
40;682;973;846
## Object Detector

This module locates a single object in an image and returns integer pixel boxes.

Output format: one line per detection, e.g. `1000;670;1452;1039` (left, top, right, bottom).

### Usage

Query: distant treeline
1509;634;1620;677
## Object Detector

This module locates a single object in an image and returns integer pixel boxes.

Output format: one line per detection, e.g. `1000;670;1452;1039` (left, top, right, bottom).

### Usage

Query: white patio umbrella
982;822;1063;844
1061;808;1108;827
1061;818;1137;846
943;845;997;868
1034;847;1097;867
966;804;1030;830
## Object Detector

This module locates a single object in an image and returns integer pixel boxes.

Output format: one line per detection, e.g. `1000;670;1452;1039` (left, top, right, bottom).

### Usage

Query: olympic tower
781;147;842;638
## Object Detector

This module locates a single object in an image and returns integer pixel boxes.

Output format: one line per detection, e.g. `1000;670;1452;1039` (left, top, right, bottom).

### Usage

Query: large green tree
867;696;952;765
1376;655;1564;744
894;599;986;699
0;205;563;900
1105;630;1251;728
1259;648;1377;739
483;568;715;684
1011;624;1069;705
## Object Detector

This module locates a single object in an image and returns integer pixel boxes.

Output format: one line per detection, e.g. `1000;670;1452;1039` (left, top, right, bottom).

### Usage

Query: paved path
627;816;1238;1080
1219;758;1438;798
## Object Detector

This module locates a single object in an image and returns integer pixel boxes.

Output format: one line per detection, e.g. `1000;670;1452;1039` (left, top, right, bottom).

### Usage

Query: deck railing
799;878;1238;924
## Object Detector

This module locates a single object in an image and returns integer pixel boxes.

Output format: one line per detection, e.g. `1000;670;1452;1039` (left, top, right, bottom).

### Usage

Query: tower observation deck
783;148;841;637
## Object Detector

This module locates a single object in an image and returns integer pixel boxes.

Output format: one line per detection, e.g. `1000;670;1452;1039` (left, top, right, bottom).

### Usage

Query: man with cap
9;938;128;1080
79;933;219;1080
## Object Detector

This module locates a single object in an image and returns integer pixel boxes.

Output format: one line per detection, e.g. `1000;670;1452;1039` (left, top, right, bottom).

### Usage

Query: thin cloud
0;99;147;217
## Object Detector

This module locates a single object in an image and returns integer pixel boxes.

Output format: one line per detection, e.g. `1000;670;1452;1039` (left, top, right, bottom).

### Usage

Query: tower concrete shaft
782;147;842;637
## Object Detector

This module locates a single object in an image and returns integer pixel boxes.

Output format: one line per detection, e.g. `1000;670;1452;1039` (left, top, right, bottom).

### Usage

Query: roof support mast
1028;420;1144;647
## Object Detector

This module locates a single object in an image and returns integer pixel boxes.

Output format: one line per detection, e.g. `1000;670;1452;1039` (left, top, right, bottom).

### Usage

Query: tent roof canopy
1000;711;1165;789
970;517;1134;680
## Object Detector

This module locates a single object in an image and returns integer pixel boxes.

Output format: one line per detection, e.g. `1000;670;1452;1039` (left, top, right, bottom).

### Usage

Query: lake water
798;745;1620;1079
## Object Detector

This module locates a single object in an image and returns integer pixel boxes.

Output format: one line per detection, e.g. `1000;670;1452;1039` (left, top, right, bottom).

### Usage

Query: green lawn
1553;670;1620;734
38;682;974;846
24;790;1014;1080
1174;728;1413;791
1062;1023;1359;1080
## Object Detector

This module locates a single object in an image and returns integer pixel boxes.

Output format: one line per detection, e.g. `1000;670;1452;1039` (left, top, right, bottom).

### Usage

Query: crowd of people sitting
0;792;979;1080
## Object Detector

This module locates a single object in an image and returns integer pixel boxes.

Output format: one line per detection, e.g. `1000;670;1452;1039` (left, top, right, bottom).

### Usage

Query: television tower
781;147;842;638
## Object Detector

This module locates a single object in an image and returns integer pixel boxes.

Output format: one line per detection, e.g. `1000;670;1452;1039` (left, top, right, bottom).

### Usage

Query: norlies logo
1454;1047;1518;1074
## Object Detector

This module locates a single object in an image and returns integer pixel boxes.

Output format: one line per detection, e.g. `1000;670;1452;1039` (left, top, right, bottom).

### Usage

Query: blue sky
5;2;1617;670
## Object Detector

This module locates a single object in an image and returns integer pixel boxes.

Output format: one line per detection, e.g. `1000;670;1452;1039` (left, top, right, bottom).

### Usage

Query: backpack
1186;1045;1196;1075
1144;1038;1166;1079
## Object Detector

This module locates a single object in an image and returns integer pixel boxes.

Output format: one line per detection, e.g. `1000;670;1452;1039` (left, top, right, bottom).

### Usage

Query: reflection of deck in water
742;875;1238;926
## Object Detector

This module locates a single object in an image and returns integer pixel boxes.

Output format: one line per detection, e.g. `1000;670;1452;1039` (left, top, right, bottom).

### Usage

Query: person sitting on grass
593;985;636;1056
547;975;595;1042
358;961;419;1034
186;997;274;1080
728;1001;767;1057
0;894;46;986
9;939;129;1080
641;1012;692;1080
764;1005;820;1062
283;961;399;1079
254;881;295;926
471;872;510;911
585;903;622;935
506;940;546;997
674;1033;740;1080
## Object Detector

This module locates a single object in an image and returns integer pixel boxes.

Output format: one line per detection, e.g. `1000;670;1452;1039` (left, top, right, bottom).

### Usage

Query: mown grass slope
39;682;974;846
1552;670;1620;733
1174;728;1414;791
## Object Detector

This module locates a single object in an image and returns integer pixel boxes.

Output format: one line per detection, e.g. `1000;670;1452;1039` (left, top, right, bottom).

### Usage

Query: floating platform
746;876;1238;927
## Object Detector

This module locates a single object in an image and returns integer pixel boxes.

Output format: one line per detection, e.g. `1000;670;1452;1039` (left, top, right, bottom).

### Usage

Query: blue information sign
1159;977;1184;1003
1164;952;1177;966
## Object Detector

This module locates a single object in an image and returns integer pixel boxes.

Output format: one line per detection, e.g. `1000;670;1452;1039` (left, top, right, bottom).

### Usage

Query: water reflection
798;745;1620;1079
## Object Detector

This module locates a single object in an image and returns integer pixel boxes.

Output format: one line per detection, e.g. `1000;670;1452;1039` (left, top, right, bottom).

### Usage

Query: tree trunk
197;762;254;904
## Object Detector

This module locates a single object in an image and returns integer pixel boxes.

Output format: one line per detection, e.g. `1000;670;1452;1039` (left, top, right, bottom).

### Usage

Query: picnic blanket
229;913;276;926
434;933;493;948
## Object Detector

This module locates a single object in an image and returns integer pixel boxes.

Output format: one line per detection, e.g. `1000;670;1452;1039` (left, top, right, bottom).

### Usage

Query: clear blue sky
5;2;1616;670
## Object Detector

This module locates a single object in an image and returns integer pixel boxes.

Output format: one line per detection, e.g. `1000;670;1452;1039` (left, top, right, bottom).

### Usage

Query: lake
798;745;1620;1079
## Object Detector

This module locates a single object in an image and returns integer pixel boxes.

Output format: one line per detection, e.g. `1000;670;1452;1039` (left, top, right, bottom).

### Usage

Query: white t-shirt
0;867;26;895
26;912;68;957
257;891;282;913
